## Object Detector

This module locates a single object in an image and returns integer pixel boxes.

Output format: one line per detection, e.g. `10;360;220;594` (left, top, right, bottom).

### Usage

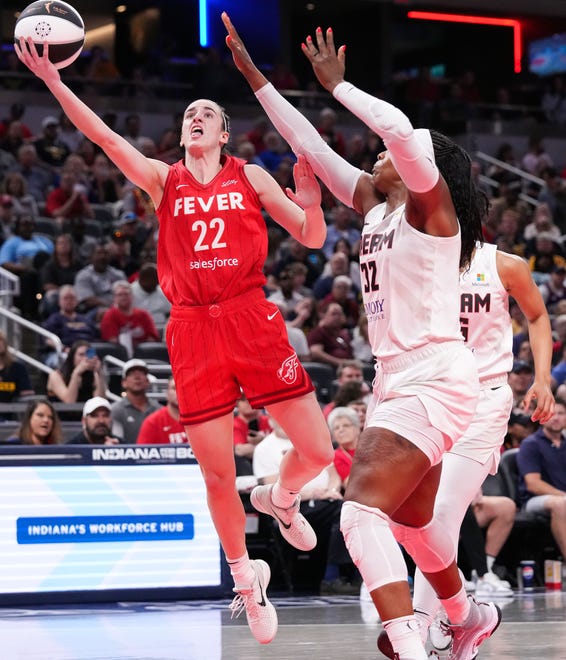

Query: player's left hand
286;154;321;209
522;380;555;423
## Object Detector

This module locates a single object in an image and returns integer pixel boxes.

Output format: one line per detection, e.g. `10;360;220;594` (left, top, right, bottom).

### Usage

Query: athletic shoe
447;596;501;660
429;610;452;651
229;559;278;644
360;582;381;625
474;571;514;599
250;484;316;551
377;612;426;659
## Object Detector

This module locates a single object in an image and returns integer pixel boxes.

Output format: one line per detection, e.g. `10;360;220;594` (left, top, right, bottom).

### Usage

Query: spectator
0;214;54;317
39;233;83;319
351;312;373;364
0;102;32;140
57;111;84;153
0;330;34;414
521;136;553;177
74;243;126;319
312;251;351;300
121;113;151;151
111;359;160;444
46;339;107;408
66;396;122;445
316;106;346;158
324;380;368;421
0;193;16;240
503;411;535;450
252;414;357;595
66;215;98;263
100;280;159;356
517;397;566;561
320;275;360;329
245;115;269;154
508;360;535;416
267;268;305;315
3;399;63;445
271;236;326;289
112;211;152;262
538;167;566;233
321;237;362;291
323;358;366;415
1;171;39;217
131;262;171;335
87;152;122;205
322;203;361;259
34;115;70;170
44;169;94;226
539;265;566;314
307;302;353;368
233;393;270;468
522;203;561;244
137;377;188;445
527;232;566;281
107;226;137;278
328;405;360;490
12;143;54;203
465;491;516;598
42;285;99;367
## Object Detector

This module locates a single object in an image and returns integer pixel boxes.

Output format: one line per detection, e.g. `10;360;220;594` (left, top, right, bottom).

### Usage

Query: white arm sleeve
255;83;362;207
332;81;439;193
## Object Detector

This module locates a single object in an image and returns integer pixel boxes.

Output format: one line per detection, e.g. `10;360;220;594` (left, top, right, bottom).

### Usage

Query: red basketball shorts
165;289;314;425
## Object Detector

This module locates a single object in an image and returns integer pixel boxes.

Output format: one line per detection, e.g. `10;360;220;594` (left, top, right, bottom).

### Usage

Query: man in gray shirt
111;359;160;444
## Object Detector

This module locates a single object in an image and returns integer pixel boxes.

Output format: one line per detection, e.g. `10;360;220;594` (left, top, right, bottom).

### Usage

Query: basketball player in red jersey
16;38;334;645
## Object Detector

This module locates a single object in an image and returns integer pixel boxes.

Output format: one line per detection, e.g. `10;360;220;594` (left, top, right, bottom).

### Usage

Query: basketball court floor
1;589;564;659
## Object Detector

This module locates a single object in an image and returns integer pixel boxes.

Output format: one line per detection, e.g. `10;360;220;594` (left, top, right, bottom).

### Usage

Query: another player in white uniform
404;242;555;652
224;15;500;660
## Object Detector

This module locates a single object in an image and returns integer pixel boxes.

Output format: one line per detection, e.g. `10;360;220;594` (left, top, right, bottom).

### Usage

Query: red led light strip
408;11;522;73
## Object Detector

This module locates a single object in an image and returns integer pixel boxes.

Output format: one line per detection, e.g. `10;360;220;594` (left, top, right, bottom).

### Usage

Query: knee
390;518;455;573
500;497;517;523
549;496;566;518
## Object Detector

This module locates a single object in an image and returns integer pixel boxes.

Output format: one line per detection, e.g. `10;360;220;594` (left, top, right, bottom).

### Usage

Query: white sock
383;615;428;659
226;552;255;588
486;555;496;573
271;482;299;509
440;586;470;625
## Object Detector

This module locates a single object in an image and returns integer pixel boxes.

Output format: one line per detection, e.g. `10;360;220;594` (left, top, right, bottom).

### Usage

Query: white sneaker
429;610;452;651
463;576;476;593
475;571;514;599
359;582;380;625
448;595;501;660
229;559;278;644
250;484;317;551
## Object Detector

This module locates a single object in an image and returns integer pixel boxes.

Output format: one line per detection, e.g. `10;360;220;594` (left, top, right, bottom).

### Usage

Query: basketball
14;1;85;70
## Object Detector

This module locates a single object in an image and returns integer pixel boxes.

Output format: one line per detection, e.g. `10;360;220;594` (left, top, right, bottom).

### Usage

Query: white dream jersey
459;242;513;382
360;203;463;362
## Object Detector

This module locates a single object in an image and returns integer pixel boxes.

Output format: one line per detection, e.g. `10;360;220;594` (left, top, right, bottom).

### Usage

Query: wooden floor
1;589;565;659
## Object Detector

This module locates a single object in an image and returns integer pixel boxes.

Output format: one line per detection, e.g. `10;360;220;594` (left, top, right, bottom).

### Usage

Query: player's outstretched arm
15;37;167;205
222;12;363;210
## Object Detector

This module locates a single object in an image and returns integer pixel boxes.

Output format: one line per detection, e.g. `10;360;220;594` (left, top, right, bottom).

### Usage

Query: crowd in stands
2;56;566;594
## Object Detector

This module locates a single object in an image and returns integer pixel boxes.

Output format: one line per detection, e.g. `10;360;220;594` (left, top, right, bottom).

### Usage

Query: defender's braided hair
430;130;486;270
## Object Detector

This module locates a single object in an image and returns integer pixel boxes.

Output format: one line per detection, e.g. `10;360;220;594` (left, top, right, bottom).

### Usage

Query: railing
475;151;545;207
0;306;122;403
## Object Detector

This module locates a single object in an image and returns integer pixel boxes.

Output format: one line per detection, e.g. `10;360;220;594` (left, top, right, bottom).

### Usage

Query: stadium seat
301;362;336;403
133;342;170;364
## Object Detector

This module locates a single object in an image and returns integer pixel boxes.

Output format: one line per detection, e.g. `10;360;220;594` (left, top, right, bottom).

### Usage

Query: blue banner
17;514;195;544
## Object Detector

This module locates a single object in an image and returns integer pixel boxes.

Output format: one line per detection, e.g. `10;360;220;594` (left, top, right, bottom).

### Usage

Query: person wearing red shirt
100;279;159;355
45;169;94;226
137;377;188;445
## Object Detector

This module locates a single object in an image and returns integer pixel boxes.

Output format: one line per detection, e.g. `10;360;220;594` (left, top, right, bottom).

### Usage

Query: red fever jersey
156;155;268;306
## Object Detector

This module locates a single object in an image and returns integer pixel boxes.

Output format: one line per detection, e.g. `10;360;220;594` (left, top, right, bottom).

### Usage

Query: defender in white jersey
224;15;499;659
407;242;555;649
